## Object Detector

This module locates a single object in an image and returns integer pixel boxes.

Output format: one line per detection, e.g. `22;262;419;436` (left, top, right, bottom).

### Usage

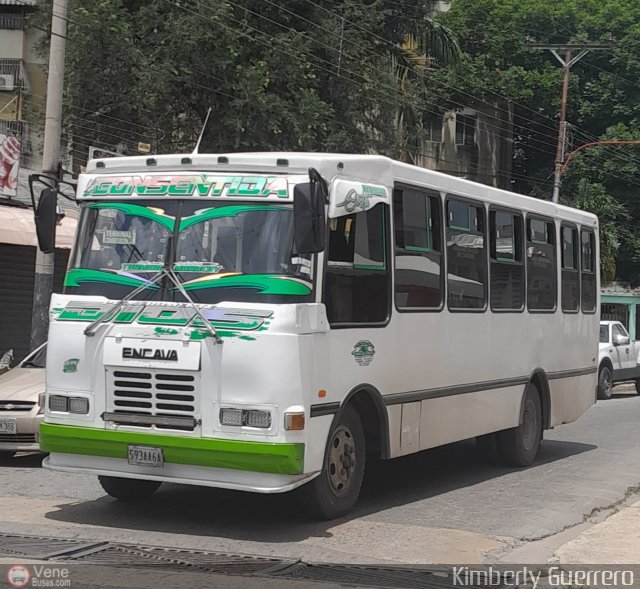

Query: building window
455;114;476;146
446;197;486;310
393;187;443;310
324;204;390;325
526;217;556;311
581;228;596;313
561;224;580;312
490;209;524;311
424;114;443;143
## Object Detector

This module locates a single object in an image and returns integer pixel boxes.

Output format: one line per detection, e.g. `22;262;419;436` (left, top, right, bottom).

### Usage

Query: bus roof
83;152;597;227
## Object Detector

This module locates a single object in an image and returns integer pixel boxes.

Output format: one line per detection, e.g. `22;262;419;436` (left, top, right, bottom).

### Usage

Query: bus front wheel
496;384;542;467
98;476;162;501
301;405;366;520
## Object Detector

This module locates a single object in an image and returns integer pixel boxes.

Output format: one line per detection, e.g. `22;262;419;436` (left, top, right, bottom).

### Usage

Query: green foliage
33;0;456;165
561;179;627;282
437;0;640;283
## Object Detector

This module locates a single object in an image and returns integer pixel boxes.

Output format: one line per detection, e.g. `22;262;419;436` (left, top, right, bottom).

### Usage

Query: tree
437;0;640;282
32;0;460;167
561;179;627;283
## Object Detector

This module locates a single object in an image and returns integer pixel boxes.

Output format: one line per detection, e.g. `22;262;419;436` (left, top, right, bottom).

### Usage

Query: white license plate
127;445;164;467
0;419;16;435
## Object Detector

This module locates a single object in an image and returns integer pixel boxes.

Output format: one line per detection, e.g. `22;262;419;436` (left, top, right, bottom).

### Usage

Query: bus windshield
67;200;314;304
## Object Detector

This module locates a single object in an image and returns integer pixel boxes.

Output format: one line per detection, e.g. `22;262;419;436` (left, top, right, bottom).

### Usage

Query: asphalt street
1;390;639;566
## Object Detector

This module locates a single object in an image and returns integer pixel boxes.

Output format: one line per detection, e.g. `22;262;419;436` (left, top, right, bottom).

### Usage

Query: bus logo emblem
63;358;80;373
352;340;375;366
122;348;178;361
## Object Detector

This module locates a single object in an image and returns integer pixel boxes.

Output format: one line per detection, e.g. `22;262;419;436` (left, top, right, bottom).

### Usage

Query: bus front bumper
40;423;313;493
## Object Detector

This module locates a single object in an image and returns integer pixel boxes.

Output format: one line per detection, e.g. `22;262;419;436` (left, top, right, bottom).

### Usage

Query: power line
258;0;567;150
23;0;640;191
171;0;562;159
33;0;563;160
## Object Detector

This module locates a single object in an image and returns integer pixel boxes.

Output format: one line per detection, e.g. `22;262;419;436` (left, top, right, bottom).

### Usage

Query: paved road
1;391;639;565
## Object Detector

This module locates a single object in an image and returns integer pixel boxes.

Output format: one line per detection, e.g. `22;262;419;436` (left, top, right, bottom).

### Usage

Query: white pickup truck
598;321;640;399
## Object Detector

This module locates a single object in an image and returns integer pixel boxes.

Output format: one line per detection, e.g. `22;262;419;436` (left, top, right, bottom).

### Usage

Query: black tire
0;451;14;463
635;380;640;396
476;433;500;464
98;476;161;501
301;405;366;519
597;365;613;400
496;384;542;467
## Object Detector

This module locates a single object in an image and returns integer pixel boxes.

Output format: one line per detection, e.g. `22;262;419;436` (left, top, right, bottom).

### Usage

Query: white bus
37;153;599;519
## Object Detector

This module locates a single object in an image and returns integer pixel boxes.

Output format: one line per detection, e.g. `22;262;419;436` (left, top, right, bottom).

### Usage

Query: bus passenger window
526;217;556;312
393;188;443;310
581;229;597;313
561;224;580;312
446;198;487;310
489;210;524;311
324;204;390;325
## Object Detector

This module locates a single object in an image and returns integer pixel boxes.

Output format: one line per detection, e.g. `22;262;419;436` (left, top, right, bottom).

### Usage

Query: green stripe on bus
40;423;304;475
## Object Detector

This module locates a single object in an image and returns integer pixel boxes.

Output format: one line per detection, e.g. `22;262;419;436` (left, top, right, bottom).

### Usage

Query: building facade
420;1;513;188
0;0;45;199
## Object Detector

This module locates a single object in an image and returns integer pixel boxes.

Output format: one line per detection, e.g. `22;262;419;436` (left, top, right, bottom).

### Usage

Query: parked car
598;321;640;400
0;344;46;455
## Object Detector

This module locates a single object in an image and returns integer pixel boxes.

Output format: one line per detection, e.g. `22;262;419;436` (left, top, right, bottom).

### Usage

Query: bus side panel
416;385;523;453
549;373;597;426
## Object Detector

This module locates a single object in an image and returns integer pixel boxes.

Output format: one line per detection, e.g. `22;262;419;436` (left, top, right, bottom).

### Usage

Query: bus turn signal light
284;412;305;431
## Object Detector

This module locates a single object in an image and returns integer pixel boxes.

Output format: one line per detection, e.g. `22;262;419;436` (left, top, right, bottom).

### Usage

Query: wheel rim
601;368;612;395
521;399;538;451
327;425;357;496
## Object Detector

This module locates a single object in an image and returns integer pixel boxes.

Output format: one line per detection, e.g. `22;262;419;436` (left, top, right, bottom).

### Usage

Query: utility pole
30;0;68;351
527;43;611;203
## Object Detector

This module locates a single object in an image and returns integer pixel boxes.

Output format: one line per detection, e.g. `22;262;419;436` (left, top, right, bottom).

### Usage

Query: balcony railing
0;12;24;30
0;59;30;92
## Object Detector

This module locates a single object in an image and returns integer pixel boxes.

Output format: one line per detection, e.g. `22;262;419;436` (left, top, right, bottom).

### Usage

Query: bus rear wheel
301;405;365;520
98;476;162;501
496;384;542;467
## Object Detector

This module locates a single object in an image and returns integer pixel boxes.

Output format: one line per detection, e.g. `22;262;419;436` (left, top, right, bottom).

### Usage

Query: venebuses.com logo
6;564;71;588
7;566;31;588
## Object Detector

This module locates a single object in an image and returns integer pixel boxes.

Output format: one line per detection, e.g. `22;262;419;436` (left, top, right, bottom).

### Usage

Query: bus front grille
105;369;200;432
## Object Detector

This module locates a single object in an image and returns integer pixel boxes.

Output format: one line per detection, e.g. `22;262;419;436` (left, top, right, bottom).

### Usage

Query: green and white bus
38;153;599;518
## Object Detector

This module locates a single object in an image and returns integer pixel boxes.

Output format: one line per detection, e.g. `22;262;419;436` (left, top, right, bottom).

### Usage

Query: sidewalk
555;500;640;564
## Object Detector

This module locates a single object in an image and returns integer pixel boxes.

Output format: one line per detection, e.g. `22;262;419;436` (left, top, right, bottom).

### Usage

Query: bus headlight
219;408;243;426
49;395;68;412
219;408;271;428
68;397;90;414
48;395;90;414
245;410;271;428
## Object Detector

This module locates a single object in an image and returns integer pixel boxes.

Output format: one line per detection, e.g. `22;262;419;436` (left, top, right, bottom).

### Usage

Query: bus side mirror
34;188;58;254
294;181;325;254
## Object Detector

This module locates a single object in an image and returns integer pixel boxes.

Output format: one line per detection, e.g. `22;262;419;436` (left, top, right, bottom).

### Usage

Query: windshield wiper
165;267;223;344
83;266;223;344
83;270;165;337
